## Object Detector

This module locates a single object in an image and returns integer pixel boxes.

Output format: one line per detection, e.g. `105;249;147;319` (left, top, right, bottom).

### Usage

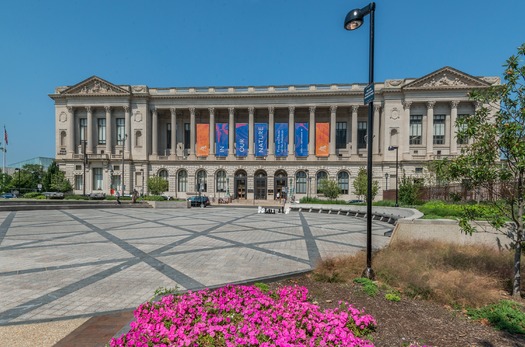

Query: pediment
403;67;491;90
60;76;129;95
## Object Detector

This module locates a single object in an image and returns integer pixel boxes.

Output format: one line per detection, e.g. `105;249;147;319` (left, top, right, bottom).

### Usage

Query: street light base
362;267;375;280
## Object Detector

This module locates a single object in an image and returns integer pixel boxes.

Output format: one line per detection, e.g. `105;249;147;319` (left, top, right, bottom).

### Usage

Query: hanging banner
215;123;229;157
316;123;330;157
196;124;210;156
275;123;289;157
254;123;268;157
235;123;248;157
295;122;309;157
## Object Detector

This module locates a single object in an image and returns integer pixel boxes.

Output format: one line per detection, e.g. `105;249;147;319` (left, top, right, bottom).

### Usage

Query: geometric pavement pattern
0;208;392;326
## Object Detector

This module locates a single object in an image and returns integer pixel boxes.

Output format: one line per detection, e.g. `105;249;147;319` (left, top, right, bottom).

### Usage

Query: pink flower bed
110;284;376;346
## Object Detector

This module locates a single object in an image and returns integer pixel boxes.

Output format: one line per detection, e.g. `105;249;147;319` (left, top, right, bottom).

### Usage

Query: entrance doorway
254;170;267;200
274;170;288;200
234;170;247;199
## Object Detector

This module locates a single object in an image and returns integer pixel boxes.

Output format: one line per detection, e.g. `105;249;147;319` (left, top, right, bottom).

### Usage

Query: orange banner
316;123;329;157
196;124;210;156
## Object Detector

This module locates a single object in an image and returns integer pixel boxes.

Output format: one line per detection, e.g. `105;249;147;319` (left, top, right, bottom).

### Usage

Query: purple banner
235;123;248;157
295;123;309;157
215;123;229;157
254;123;268;157
275;123;289;157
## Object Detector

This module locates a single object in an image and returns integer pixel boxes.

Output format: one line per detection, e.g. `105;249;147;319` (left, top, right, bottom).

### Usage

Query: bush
467;300;525;334
22;192;45;199
299;197;347;205
373;200;397;207
143;195;168;201
353;277;379;297
64;194;89;200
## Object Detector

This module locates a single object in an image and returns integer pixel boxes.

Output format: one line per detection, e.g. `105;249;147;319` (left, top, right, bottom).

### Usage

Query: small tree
318;179;340;200
49;170;72;193
398;171;423;205
148;177;168;195
352;167;379;202
442;43;525;297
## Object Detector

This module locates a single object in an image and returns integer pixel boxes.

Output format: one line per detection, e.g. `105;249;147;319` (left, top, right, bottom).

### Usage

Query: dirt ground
270;274;525;347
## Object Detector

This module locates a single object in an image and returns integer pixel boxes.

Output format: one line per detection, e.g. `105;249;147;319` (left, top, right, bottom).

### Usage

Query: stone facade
49;67;499;201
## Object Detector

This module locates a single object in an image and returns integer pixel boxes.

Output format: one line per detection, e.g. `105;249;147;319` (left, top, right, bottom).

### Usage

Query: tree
398;171;423;205
49;170;72;193
148;176;168;195
318;179;340;200
442;43;525;297
352;167;379;202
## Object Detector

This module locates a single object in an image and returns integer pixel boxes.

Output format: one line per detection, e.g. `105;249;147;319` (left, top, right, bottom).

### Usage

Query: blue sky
0;0;523;165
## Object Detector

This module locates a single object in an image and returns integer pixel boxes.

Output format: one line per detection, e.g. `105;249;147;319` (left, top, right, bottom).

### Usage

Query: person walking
116;191;121;205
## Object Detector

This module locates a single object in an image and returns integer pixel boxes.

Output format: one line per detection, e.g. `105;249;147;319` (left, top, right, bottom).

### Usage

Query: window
79;118;87;143
216;170;227;192
336;122;347;149
97;118;106;145
74;175;83;190
457;114;469;144
92;168;103;190
433;115;446;145
358;121;367;149
167;123;172;149
415;167;423;174
296;171;307;194
184;123;190;149
409;115;423;145
177;170;187;192
316;171;328;194
337;171;349;194
112;175;121;191
196;170;207;192
159;169;169;190
75;165;82;171
116;118;125;145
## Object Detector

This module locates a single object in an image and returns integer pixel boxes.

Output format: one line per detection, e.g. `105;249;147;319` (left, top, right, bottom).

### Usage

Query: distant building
49;67;499;200
7;157;54;174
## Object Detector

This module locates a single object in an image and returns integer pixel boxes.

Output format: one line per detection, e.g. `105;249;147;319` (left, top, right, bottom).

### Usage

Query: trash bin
187;199;191;208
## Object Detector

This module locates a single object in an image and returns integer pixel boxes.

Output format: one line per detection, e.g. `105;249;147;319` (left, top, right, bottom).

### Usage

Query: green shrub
467;300;525;334
385;292;401;302
22;192;45;199
373;200;397;207
254;282;269;293
353;277;379;297
143;195;168;201
299;197;347;205
64;194;89;200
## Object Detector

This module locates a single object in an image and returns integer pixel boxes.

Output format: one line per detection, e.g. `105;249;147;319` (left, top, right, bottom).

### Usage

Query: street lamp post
82;140;87;196
388;145;399;207
305;169;309;200
119;134;127;196
345;1;376;279
14;168;20;197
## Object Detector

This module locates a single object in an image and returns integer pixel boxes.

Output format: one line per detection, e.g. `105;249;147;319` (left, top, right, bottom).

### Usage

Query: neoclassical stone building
50;67;499;201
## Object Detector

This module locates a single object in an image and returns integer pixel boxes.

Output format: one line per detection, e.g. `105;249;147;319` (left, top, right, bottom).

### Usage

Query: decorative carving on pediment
132;86;146;93
386;79;403;87
404;67;490;90
63;77;129;95
480;77;500;85
422;74;467;87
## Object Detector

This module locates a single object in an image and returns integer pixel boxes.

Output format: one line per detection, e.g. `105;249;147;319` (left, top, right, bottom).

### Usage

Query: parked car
0;193;15;199
187;196;210;207
43;192;65;199
348;199;364;204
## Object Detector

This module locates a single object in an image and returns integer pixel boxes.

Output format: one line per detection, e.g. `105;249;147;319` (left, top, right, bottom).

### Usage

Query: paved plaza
0;207;392;326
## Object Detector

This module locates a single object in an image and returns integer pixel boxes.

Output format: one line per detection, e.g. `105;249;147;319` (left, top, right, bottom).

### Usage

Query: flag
4;126;7;145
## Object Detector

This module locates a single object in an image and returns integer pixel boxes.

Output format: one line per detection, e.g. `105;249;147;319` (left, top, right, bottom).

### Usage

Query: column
426;101;435;155
288;106;295;158
105;106;112;155
189;107;196;158
170;108;177;157
228;107;235;158
209;107;215;156
449;101;459;154
152;107;158;156
309;106;315;158
268;106;275;159
67;106;75;155
329;105;337;159
248;107;254;159
86;106;93;154
402;101;412;155
124;106;131;155
373;105;381;154
351;105;359;155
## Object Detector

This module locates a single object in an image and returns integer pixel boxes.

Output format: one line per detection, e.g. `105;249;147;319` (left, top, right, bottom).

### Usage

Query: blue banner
235;123;248;157
275;123;288;157
215;123;229;157
295;123;309;157
254;123;268;157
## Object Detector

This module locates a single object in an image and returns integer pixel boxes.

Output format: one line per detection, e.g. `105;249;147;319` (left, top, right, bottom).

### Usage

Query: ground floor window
92;168;103;190
178;170;187;192
74;175;83;191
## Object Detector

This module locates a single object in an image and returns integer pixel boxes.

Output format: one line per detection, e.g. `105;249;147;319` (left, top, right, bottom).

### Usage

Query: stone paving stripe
61;211;204;290
299;212;321;265
0;212;16;246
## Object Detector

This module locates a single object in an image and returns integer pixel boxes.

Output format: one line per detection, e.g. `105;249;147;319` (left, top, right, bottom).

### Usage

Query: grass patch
467;300;525;334
353;277;379;297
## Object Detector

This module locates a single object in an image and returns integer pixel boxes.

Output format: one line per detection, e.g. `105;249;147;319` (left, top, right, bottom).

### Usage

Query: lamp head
388;146;398;151
344;9;364;30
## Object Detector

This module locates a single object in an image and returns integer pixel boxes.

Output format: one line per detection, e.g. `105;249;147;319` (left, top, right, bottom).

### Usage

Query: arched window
60;131;66;147
216;170;226;192
316;171;328;193
135;130;142;148
196;170;207;193
338;171;349;194
296;171;307;194
158;169;169;191
177;170;187;192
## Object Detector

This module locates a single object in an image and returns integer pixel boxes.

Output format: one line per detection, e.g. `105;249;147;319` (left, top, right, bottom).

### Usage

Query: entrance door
254;171;267;200
234;171;247;200
274;171;288;200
